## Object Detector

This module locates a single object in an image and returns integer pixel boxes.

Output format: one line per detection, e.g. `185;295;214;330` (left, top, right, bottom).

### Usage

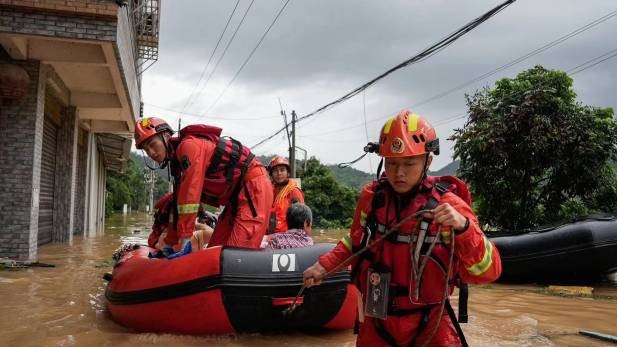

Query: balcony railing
128;0;160;74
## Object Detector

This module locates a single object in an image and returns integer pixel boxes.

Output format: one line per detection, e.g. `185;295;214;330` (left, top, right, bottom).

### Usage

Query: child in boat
262;203;314;249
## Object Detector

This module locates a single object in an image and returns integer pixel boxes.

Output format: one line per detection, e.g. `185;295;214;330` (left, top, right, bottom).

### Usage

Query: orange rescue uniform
271;179;304;233
318;177;502;346
170;136;273;249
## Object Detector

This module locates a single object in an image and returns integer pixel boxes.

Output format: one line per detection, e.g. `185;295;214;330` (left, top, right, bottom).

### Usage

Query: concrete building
0;0;160;260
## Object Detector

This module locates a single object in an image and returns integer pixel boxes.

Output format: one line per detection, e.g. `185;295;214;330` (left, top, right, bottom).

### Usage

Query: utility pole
290;110;297;178
144;170;157;214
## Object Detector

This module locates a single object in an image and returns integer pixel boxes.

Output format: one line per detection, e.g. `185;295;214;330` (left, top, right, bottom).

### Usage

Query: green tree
105;155;150;215
300;157;359;229
451;65;617;230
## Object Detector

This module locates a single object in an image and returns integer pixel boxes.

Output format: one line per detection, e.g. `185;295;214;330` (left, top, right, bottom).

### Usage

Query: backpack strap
225;138;242;184
229;152;256;218
206;138;227;175
445;299;470;347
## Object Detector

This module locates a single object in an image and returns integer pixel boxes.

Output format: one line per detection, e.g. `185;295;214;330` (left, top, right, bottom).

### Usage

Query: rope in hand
419;225;457;347
282;209;434;317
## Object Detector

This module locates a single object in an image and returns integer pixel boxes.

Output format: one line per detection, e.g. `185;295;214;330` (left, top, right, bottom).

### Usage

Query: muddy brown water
1;212;616;347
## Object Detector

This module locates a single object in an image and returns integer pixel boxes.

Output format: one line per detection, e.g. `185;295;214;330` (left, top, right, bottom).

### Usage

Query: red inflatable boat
105;244;358;334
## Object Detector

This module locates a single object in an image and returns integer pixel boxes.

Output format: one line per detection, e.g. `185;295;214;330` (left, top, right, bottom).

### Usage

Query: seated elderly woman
262;203;314;249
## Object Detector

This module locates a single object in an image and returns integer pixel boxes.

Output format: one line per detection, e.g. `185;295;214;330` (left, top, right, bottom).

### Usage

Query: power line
251;0;516;149
189;0;257;112
205;0;292;114
294;0;516;124
397;8;617;113
179;0;241;118
296;45;617;147
297;9;617;139
362;90;373;174
569;47;617;75
144;102;279;121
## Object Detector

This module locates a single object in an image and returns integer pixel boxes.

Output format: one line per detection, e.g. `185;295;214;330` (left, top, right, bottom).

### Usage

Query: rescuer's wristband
454;218;470;235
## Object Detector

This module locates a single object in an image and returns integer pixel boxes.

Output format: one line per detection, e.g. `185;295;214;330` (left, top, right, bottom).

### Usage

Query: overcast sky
141;0;617;173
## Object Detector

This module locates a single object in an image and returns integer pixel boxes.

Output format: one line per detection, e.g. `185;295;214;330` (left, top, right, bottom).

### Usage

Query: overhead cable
179;0;241;118
293;0;517;124
394;8;617;113
297;9;617;139
144;102;279;121
251;0;516;148
569;47;617;75
190;0;257;111
205;0;292;114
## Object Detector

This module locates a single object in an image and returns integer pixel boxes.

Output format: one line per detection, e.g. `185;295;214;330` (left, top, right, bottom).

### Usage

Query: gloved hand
166;238;192;260
148;245;174;258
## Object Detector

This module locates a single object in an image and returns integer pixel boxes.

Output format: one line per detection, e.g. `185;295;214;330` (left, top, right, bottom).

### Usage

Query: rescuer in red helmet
135;117;273;257
303;110;501;346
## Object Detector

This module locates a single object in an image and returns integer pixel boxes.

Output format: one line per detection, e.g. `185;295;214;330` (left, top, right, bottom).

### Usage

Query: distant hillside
327;165;374;189
258;155;373;189
430;160;460;176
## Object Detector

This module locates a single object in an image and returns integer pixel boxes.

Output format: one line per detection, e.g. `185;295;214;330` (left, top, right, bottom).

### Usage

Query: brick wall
52;105;77;242
0;0;118;18
0;59;45;260
0;7;117;41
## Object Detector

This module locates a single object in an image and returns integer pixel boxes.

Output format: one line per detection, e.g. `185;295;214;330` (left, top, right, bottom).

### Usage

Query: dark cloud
143;0;617;171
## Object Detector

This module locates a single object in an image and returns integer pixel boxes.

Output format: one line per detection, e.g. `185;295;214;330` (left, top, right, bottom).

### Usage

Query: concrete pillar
85;131;97;236
52;106;78;242
0;59;46;260
96;154;106;234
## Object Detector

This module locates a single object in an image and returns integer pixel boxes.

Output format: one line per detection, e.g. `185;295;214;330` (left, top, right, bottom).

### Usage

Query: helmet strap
376;158;384;178
141;150;161;171
421;153;430;180
140;132;172;171
159;132;173;169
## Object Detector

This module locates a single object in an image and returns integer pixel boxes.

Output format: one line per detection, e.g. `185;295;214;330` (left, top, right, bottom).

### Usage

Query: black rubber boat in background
489;215;617;283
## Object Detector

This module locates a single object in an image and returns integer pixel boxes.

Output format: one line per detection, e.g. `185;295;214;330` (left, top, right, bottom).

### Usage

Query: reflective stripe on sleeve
341;235;352;251
360;211;368;226
466;236;494;276
177;203;199;215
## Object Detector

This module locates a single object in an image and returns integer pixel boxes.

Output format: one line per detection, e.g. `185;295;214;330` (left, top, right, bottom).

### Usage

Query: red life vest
354;175;471;312
171;124;256;207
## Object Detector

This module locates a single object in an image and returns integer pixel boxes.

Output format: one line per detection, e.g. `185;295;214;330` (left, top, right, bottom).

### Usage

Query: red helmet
378;110;439;158
134;117;173;149
268;156;290;174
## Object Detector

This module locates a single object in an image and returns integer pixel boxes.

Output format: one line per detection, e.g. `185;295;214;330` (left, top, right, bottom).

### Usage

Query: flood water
1;212;616;347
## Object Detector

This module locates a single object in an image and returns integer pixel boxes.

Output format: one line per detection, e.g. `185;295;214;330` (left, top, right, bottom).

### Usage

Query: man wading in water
303;110;502;346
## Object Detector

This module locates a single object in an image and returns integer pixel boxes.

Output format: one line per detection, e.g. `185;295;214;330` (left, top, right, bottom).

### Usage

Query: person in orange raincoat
267;156;304;234
135;117;273;258
303;110;501;347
